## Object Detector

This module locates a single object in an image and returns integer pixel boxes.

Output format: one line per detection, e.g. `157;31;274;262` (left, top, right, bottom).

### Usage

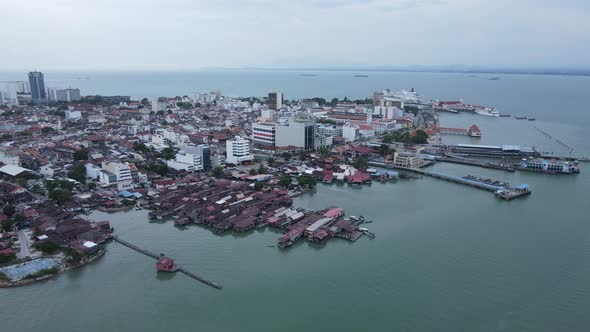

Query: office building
28;71;46;100
252;122;277;146
166;145;210;172
268;92;283;110
48;88;81;102
226;136;254;165
275;120;315;151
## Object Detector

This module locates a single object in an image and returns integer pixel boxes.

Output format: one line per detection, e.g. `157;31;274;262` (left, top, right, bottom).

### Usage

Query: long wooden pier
112;236;222;290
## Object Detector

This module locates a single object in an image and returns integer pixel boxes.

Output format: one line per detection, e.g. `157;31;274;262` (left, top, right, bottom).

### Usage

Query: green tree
249;168;257;176
67;163;87;184
160;147;176;160
141;98;149;105
258;164;267;174
88;183;96;190
48;189;72;203
297;175;317;188
403;105;420;115
379;144;390;157
63;247;84;265
352;156;368;170
3;204;15;217
121;199;135;206
299;151;308;161
279;175;292;188
282;152;292;161
253;182;263;191
411;130;429;144
73;148;89;161
0;252;16;264
212;166;224;178
39;241;60;254
266;157;275;166
317;146;331;159
41;127;55;134
331;97;339;105
133;142;148;152
1;219;14;232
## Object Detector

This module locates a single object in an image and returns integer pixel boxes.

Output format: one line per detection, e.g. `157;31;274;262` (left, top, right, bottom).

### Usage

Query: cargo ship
516;158;580;174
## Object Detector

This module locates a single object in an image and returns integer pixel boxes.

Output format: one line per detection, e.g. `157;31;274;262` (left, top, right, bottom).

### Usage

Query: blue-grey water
1;70;590;331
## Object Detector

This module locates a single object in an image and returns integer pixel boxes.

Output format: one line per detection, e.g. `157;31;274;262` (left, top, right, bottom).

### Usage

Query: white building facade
226;136;254;165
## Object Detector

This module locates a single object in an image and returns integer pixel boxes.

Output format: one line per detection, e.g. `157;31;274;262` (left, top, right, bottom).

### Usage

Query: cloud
0;0;588;70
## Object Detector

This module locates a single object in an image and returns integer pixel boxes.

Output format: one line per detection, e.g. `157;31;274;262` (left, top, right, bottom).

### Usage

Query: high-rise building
28;71;46;100
226;136;254;165
268;92;283;110
275;120;315;151
252;122;277;146
48;88;81;102
166;145;210;172
0;82;21;105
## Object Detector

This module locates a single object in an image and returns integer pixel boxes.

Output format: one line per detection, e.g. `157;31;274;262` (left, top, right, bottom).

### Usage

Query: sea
1;70;589;332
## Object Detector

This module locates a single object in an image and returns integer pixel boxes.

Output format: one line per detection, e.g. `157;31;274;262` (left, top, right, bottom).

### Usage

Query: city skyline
1;0;589;70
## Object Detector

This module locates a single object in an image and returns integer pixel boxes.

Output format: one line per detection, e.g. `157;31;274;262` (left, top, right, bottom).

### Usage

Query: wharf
369;162;531;200
439;154;515;172
112;236;222;290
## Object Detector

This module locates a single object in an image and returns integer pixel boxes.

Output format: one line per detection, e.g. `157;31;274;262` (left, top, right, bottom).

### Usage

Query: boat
527;118;536;121
354;75;369;78
499;114;511;117
489;77;501;80
300;74;317;77
515;158;580;174
515;116;527;120
474;108;500;117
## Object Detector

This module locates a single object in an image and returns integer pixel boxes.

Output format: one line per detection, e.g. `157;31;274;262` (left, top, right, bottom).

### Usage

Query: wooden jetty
112;236;222;290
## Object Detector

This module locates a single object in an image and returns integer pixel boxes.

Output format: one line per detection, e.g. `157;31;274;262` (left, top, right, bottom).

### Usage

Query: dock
112;236;222;290
439;154;515;172
368;161;530;200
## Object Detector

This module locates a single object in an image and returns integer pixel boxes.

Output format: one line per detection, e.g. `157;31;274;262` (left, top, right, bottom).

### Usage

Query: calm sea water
1;71;590;331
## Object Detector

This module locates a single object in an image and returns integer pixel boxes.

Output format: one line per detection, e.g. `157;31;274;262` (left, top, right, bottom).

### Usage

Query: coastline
0;248;107;288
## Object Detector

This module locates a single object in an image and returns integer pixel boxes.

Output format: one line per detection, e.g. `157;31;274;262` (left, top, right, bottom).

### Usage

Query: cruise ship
516;158;580;174
474;108;500;117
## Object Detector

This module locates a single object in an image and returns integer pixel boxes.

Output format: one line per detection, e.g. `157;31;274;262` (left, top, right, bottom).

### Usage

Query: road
16;229;31;259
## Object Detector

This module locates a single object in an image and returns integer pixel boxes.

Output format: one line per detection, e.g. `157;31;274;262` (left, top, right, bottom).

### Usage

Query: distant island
239;65;590;77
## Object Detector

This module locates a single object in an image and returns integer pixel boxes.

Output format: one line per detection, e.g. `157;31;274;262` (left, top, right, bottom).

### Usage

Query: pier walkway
113;236;222;290
368;161;530;200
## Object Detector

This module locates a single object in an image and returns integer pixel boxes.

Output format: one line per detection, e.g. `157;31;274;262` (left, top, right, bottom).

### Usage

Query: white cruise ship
474;108;500;117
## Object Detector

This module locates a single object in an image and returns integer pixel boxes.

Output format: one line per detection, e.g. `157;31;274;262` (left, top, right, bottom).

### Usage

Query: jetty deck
112;236;222;290
368;161;530;200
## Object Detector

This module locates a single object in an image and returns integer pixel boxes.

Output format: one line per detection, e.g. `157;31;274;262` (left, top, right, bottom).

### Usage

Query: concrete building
152;100;167;113
393;151;423;168
252;122;277;146
0;150;20;166
268;92;283;110
48;88;81;102
65;109;82;121
225;136;254;165
101;161;133;184
166;145;210;172
342;124;359;142
373;92;404;120
317;124;343;138
28;71;46;101
275;121;315;151
0;82;19;105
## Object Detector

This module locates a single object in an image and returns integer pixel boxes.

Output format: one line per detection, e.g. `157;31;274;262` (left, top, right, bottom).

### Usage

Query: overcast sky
1;0;589;70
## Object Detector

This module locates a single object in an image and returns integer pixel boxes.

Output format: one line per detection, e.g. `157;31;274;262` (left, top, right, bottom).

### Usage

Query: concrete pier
113;236;222;290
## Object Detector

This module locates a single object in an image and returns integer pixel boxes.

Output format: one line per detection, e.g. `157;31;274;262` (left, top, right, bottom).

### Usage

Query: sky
0;0;589;70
